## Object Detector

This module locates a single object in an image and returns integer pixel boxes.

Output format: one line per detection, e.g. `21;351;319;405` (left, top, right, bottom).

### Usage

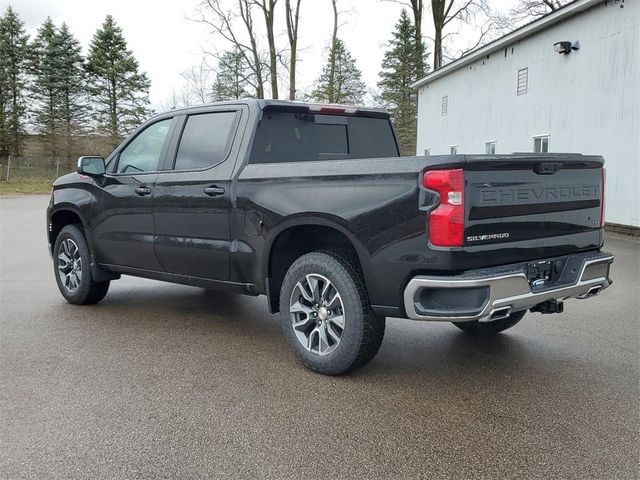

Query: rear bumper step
404;252;613;322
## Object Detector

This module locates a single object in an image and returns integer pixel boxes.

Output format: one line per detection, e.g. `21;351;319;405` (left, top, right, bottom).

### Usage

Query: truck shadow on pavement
59;280;583;383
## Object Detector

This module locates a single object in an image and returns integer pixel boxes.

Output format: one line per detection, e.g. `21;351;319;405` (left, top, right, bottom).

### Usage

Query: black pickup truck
47;100;613;375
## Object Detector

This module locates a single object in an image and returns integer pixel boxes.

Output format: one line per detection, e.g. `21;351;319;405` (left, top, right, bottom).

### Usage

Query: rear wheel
279;251;385;375
452;310;526;336
53;224;110;305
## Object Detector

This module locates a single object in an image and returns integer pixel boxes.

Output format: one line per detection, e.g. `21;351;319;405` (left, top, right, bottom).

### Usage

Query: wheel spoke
290;300;312;315
321;280;332;303
326;323;341;343
307;328;318;352
58;252;71;271
329;315;345;330
318;325;330;354
294;281;314;302
306;275;321;304
326;292;341;309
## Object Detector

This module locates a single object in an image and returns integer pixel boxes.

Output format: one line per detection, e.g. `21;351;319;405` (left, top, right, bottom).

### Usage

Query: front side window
533;135;549;153
117;119;172;174
174;111;238;170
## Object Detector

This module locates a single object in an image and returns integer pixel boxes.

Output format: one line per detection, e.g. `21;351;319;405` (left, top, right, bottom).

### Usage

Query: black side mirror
77;156;106;176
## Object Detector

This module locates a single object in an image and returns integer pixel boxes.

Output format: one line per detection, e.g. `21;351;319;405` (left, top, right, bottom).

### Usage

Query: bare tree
430;0;508;69
160;88;182;111
285;0;302;100
181;58;214;104
251;0;279;99
198;0;265;98
511;0;569;21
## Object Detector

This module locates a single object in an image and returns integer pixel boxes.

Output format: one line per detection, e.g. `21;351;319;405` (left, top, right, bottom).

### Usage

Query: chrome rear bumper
404;254;613;322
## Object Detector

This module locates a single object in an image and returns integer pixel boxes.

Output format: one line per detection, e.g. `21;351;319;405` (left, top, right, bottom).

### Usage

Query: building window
424;148;430;156
441;96;448;116
517;67;528;95
485;141;496;154
450;145;458;155
533;135;549;153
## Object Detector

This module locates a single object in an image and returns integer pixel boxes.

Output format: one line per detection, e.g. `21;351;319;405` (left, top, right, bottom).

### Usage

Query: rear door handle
135;186;152;196
204;186;225;197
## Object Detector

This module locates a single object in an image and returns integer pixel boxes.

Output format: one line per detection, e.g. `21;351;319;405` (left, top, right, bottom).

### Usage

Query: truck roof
162;99;390;118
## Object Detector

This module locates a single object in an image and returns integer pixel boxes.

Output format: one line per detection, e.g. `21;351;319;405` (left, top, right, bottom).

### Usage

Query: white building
412;0;639;231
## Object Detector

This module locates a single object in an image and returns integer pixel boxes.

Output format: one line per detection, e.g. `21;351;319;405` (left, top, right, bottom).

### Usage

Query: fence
0;157;76;195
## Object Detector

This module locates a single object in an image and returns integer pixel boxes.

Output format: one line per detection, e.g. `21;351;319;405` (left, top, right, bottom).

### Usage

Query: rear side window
174;111;237;170
249;112;399;164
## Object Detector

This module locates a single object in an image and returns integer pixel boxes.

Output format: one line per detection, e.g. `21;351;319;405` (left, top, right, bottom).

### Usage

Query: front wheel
53;224;110;305
452;310;526;336
279;251;385;375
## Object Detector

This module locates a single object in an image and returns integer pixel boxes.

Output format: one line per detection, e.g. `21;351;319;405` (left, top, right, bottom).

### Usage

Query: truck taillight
423;169;465;247
600;167;606;227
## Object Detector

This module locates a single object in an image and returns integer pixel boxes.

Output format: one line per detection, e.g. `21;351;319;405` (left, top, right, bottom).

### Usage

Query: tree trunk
257;0;279;99
434;23;443;69
286;0;302;100
239;0;265;99
411;0;425;77
110;75;118;143
328;0;339;103
431;0;445;69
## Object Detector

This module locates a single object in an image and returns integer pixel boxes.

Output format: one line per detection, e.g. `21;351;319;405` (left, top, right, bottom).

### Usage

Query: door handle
204;186;225;197
135;186;152;196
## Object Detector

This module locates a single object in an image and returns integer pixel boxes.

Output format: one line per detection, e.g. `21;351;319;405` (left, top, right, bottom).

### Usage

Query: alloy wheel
289;273;345;356
57;238;82;293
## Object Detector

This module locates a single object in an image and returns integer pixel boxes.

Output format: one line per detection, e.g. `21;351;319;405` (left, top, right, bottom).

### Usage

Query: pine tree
56;23;87;163
377;9;428;155
85;15;150;145
31;20;88;165
0;6;30;160
310;39;366;105
211;48;253;101
30;17;60;161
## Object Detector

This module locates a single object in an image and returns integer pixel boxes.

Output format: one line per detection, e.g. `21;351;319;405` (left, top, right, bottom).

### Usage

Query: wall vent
517;68;528;95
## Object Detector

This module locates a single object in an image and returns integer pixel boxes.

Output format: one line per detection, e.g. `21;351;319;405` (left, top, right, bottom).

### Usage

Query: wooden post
6;156;10;182
56;158;60;178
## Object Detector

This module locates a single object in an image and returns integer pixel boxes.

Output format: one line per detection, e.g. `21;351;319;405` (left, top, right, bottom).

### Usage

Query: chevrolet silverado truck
47;100;613;375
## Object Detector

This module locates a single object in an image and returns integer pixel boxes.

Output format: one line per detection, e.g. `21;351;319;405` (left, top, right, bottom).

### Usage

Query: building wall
416;1;639;227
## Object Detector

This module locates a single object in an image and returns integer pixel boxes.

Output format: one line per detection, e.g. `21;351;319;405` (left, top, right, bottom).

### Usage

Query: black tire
53;224;110;305
452;310;526;336
279;250;385;375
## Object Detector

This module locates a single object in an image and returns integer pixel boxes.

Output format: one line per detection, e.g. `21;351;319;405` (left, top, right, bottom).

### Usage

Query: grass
0;165;73;196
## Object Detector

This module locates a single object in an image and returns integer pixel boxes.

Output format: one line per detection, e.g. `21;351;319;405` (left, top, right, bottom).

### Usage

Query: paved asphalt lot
1;195;638;479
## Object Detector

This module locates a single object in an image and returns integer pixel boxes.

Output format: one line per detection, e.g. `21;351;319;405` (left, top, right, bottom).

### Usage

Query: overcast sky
8;0;517;109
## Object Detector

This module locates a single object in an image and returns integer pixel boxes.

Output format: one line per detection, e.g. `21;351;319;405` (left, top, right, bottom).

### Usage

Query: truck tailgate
462;155;604;266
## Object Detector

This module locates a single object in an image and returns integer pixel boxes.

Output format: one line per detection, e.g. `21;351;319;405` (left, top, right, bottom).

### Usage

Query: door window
174;111;237;170
117;119;172;174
